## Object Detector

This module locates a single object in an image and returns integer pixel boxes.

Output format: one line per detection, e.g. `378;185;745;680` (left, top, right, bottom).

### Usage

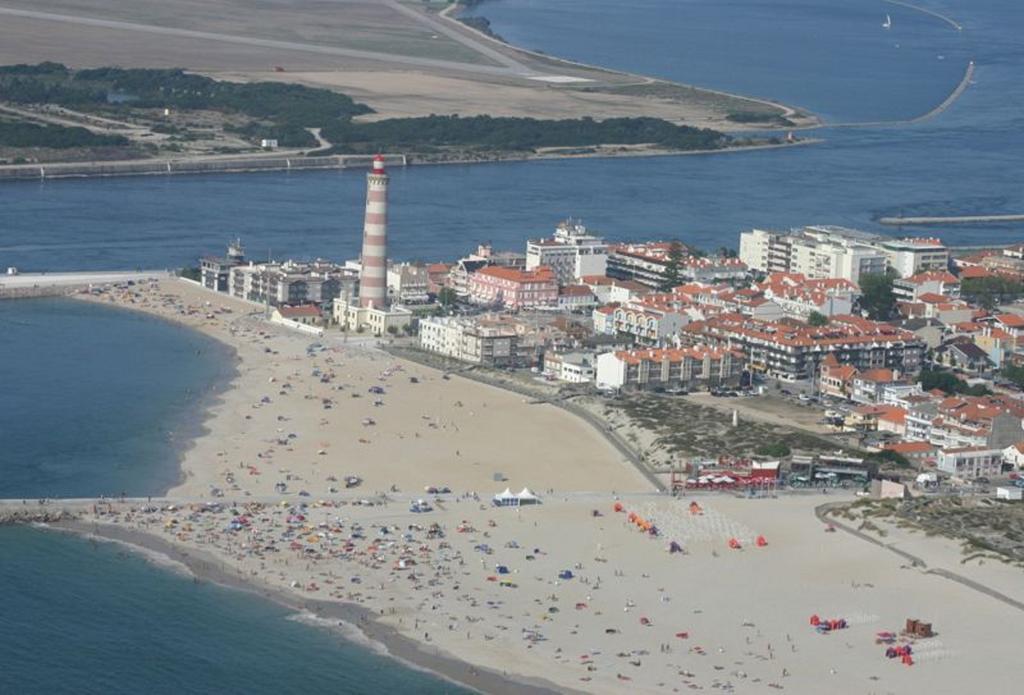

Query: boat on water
882;14;892;29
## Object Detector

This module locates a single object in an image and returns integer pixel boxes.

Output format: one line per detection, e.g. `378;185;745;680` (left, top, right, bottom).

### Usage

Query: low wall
270;315;325;337
0;154;406;182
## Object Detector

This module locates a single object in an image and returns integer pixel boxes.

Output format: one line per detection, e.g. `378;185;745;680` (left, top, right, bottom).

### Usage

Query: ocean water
1;0;1022;692
0;525;462;694
0;299;466;694
0;297;233;499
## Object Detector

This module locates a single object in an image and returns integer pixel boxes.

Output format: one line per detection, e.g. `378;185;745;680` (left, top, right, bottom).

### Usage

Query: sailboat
882;14;892;29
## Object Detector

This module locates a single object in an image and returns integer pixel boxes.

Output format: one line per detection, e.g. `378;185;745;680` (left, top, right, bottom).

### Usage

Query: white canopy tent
516;488;541;505
493;488;518;507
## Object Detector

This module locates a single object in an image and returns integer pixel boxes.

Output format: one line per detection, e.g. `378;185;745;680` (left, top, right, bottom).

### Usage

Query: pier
879;212;1024;226
0;270;172;299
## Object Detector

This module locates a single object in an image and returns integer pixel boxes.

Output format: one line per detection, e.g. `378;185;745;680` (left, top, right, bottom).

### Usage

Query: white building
387;262;430;304
333;298;412;336
543;351;597;383
740;226;888;283
612;304;688;346
595;346;743;391
525;219;607;285
936;447;1005;479
878;238;949;278
418;316;522;367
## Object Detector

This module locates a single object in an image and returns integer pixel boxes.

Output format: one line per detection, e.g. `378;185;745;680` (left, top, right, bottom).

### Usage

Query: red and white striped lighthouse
359;155;389;308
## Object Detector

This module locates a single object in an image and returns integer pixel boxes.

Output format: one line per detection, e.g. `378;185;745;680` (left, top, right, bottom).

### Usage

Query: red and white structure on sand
359;155;389;308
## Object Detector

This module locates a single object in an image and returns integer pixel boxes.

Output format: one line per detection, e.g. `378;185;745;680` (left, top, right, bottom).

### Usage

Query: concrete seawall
0;270;172;299
0;154;407;182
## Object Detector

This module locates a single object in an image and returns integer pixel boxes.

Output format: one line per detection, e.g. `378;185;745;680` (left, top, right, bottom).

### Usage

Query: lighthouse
359;155;389;308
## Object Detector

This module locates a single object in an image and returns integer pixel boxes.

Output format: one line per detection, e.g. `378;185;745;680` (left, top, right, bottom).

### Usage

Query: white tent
516;487;541;504
493;488;518;506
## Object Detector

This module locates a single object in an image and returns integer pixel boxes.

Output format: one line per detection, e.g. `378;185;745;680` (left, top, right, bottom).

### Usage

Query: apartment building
418;316;524;367
468;266;559;310
892;270;960;302
229;260;355;307
606;242;747;287
684;313;924;382
525;219;607;285
880;238;949;278
596;346;744;391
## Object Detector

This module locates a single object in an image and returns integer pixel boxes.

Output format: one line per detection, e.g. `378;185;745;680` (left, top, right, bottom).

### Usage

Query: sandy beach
49;278;1024;694
79;280;651;499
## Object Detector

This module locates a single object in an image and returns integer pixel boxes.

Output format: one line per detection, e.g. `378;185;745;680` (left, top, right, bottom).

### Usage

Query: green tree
437;287;458;307
1003;363;1024;389
807;311;829;327
918;368;965;394
918;367;991;396
755;441;791;458
658;241;687;291
864;450;911;468
858;270;899;320
961;276;1024;310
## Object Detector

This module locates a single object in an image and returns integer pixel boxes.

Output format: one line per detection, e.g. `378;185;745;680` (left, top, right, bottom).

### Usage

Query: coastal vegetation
0;63;746;163
320;114;727;154
0;119;129;149
726;111;795;127
0;63;372;124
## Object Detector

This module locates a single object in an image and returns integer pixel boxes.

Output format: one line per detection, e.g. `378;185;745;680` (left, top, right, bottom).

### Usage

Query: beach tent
493;488;519;507
516;488;541;505
668;541;684;554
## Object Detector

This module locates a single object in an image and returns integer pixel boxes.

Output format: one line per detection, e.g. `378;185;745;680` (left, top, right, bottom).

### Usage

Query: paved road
0;6;534;78
380;0;531;74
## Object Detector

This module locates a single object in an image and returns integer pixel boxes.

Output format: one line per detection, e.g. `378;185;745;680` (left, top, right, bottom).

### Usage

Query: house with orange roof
882;440;935;466
272;304;324;327
851;368;907;404
818;354;858;399
847;404;903;431
957;265;994;280
557;284;597;312
876;406;909;436
893;270;960;302
595;346;744;391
